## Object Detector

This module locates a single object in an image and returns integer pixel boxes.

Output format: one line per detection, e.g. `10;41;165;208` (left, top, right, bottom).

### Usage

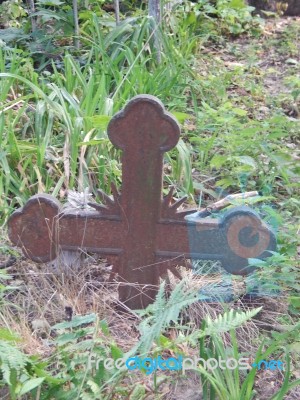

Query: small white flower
66;187;93;210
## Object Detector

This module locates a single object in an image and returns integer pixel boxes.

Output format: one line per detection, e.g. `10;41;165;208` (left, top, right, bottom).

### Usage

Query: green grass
0;3;299;399
0;13;197;224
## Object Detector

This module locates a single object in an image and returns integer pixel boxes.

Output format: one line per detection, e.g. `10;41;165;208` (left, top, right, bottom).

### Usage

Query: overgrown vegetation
0;0;299;398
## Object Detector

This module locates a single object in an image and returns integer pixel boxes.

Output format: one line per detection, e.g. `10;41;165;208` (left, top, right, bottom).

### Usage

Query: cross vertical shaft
108;95;180;308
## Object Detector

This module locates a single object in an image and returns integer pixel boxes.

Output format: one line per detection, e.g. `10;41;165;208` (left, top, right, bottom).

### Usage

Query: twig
198;191;259;217
73;0;80;50
26;0;37;33
114;0;120;25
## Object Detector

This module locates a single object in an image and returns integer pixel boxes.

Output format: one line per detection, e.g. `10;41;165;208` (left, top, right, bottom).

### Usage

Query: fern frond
133;279;199;355
191;308;262;340
0;341;28;384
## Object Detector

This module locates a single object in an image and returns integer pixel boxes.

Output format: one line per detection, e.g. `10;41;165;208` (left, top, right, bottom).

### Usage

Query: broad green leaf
229;0;247;10
216;177;235;188
248;258;266;267
18;378;45;396
235;156;257;169
54;331;89;345
111;344;123;360
210;154;228;168
232;107;247;116
52;313;96;330
171;111;191;124
193;182;218;198
84;115;111;130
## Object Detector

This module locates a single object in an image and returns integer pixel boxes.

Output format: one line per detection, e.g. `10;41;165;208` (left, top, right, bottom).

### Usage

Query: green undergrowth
0;3;299;399
0;278;299;399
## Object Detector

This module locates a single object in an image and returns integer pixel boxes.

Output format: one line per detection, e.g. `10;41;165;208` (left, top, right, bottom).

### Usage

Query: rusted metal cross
8;95;276;309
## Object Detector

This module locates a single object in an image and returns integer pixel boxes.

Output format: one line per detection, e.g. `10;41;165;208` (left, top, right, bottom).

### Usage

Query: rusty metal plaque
8;95;276;309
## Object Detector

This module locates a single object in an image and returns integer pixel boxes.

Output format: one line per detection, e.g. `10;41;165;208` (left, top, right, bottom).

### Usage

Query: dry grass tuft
0;252;263;358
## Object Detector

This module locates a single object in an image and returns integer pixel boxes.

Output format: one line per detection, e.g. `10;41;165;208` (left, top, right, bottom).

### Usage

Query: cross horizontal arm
9;194;276;278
